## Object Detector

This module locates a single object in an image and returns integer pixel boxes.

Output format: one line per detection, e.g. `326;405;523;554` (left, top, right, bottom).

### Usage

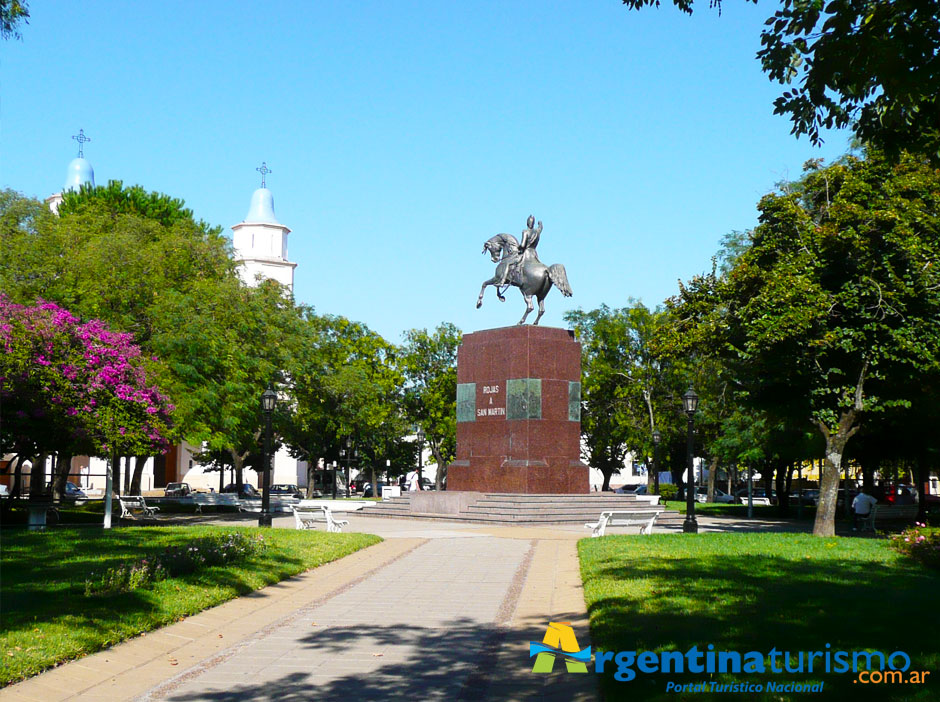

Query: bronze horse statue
476;219;572;325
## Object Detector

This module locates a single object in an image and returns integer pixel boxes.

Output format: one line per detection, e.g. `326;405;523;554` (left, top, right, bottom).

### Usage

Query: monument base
448;325;588;495
447;459;587;494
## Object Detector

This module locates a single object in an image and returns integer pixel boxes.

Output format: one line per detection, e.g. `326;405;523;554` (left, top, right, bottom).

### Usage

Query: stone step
361;509;684;524
364;491;679;525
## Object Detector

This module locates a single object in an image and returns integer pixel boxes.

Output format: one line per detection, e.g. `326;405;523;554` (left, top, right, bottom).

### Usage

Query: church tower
231;163;297;292
46;129;95;214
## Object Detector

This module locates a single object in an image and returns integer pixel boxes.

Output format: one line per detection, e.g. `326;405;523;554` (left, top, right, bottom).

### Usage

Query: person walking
852;487;878;531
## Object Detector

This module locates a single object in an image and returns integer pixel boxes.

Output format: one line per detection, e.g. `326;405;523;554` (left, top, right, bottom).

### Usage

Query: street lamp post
416;428;425;490
340;438;356;499
259;386;277;527
652;429;662;494
682;385;699;534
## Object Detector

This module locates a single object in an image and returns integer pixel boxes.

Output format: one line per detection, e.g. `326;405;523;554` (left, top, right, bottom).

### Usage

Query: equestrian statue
476;215;572;325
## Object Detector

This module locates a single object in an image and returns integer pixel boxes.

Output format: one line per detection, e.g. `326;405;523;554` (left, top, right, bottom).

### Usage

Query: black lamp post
682;385;699;534
652;429;662;494
259;386;277;527
416;428;425;490
340;438;356;499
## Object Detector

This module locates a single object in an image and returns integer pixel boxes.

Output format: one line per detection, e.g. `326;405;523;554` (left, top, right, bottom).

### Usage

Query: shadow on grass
581;536;940;701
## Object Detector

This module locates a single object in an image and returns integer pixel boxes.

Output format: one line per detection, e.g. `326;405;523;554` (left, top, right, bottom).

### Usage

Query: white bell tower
232;162;297;292
46;128;96;214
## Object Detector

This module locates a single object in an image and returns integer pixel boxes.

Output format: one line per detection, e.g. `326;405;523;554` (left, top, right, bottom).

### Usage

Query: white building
231;164;297;290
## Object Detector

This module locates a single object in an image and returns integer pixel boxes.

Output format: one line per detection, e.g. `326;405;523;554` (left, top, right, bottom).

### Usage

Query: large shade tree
673;150;940;536
0;296;173;499
398;323;461;489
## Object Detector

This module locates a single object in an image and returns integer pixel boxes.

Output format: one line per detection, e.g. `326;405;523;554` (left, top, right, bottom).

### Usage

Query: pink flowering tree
0;296;174;499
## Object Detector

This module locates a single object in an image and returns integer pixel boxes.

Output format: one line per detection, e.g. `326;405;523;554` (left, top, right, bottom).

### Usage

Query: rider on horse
497;215;542;287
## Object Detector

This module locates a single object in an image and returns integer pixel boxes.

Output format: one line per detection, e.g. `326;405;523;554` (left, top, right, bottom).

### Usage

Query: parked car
362;482;383;498
270;484;304;498
614;484;648;495
165;482;192;497
735;488;776;504
789;489;819;507
63;482;87;499
222;483;260;498
695;487;735;504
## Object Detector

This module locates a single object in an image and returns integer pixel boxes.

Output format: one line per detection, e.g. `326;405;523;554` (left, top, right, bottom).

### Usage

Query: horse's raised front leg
477;277;499;309
518;294;534;325
533;295;546;325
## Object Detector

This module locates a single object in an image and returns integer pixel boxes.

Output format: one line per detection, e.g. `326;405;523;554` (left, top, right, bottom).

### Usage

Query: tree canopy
667;149;940;534
622;0;940;160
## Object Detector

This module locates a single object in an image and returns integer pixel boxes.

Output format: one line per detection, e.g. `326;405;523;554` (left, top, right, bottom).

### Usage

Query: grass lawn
663;500;818;520
579;533;940;701
0;526;381;685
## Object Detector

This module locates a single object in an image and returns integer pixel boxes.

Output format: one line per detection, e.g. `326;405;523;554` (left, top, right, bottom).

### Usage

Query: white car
695;487;735;504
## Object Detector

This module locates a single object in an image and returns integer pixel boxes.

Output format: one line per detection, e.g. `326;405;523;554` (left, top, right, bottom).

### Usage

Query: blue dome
64;157;95;191
244;187;281;224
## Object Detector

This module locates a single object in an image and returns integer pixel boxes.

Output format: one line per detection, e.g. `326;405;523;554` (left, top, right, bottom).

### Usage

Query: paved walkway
2;511;813;702
2;517;597;702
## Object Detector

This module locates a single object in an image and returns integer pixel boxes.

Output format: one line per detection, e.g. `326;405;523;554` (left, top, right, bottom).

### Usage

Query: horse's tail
548;264;572;297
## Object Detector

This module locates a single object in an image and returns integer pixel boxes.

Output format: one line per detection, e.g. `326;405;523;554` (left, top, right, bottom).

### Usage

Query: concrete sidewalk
2;519;599;702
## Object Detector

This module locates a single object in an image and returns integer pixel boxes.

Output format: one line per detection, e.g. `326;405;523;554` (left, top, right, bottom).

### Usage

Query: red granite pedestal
447;326;588;494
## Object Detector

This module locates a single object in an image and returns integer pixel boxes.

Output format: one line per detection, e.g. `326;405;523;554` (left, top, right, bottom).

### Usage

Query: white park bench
192;493;244;514
738;496;772;506
585;508;664;537
118;496;160;519
292;505;349;533
859;503;919;532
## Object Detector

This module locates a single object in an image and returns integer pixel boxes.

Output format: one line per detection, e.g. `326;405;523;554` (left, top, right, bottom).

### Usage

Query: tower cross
256;162;272;188
72;129;91;158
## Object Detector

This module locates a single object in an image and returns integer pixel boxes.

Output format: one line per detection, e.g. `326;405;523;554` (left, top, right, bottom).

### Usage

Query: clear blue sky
3;1;850;343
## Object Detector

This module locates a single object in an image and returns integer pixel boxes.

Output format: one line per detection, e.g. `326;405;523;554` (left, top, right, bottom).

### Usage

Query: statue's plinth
447;326;588;494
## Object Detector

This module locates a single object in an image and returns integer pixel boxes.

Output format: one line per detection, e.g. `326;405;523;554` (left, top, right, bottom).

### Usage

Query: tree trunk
915;450;929;523
430;442;447;490
130;456;148;495
230;449;248;489
111;455;122;497
10;454;24;499
762;462;775;505
601;468;613;491
706;456;718;502
776;460;790;516
6;455;22;501
28;454;47;501
813;411;860;537
672;465;684;499
52;453;74;502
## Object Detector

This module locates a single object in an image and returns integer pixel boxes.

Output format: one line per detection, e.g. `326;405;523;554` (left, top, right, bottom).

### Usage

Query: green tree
398;324;461;489
622;0;940;160
285;315;406;495
566;303;680;491
0;0;29;41
688;151;940;536
0;185;245;492
149;277;308;487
